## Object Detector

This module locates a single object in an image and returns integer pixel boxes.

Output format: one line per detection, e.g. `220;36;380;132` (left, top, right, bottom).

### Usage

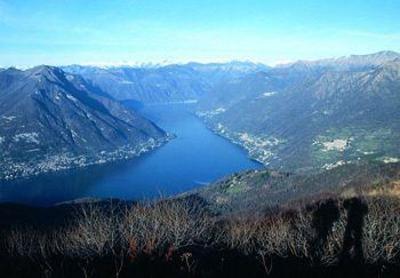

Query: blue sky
1;0;400;67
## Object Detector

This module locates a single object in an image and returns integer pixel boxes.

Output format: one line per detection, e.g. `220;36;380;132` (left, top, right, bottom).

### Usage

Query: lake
0;104;262;206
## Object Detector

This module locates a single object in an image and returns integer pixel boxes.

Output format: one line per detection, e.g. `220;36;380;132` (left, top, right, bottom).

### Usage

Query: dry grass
122;200;215;256
1;192;400;277
363;196;400;264
220;194;400;267
363;180;400;198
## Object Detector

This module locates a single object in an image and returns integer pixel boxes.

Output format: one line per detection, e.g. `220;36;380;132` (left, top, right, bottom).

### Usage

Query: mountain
62;61;268;103
197;51;400;172
19;51;398;175
62;64;210;103
185;61;270;82
0;66;168;180
277;50;400;71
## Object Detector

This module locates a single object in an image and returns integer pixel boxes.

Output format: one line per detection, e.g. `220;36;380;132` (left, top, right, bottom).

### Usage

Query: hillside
191;161;400;213
197;51;400;172
0;66;168;180
0;161;399;277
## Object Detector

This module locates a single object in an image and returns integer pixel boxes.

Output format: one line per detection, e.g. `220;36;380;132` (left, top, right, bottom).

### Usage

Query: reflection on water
0;104;262;206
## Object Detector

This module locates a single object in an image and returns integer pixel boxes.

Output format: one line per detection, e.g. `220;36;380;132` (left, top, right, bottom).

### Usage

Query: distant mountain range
197;51;400;172
276;50;400;71
2;51;399;179
62;61;269;103
0;66;168;180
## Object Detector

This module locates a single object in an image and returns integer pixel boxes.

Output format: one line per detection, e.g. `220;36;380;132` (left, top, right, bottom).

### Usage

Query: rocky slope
0;66;168;180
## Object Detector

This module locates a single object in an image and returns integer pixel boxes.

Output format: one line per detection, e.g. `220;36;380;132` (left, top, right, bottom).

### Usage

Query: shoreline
0;135;174;182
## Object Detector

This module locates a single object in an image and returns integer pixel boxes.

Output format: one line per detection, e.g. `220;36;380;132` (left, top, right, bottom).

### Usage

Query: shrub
1;192;400;277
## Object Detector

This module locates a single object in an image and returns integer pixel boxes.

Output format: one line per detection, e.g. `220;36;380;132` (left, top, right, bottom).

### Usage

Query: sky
0;0;400;67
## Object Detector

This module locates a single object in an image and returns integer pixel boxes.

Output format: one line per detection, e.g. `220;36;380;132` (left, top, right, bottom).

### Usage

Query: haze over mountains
1;50;400;180
62;61;269;103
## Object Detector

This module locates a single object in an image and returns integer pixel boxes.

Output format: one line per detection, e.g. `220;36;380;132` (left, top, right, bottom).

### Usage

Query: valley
1;53;400;278
2;1;400;276
0;104;261;206
1;51;400;205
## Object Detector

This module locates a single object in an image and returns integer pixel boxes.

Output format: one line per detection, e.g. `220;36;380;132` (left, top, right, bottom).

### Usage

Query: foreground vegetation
1;179;400;277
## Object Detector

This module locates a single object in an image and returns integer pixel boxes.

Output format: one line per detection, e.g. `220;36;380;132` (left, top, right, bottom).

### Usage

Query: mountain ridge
196;51;400;172
0;66;168;180
61;61;269;103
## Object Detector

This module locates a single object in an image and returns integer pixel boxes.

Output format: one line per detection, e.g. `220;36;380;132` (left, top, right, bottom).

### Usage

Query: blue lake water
0;104;262;206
